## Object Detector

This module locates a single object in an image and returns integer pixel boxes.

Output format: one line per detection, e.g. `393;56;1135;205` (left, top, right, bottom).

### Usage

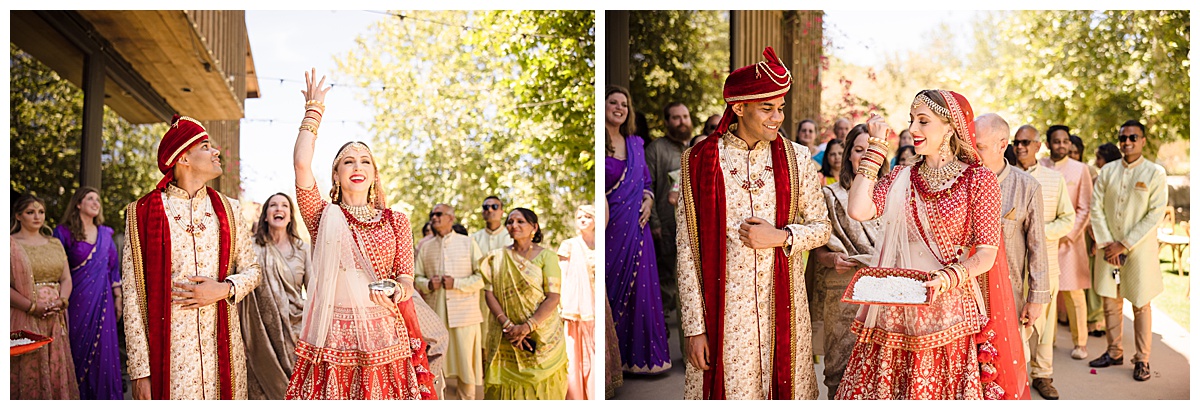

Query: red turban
709;46;792;139
156;115;210;189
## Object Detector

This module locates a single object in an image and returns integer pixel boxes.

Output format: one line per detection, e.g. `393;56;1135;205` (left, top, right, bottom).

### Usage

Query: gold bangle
299;123;319;136
27;302;37;315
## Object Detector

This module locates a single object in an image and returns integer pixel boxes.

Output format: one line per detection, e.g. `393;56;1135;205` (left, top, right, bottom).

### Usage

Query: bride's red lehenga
284;184;437;400
835;90;1028;400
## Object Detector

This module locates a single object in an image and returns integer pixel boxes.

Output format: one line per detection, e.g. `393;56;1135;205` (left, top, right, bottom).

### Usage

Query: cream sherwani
1091;157;1168;307
470;226;512;359
1021;163;1074;379
1042;157;1094;290
121;184;260;400
677;133;830;400
415;232;485;392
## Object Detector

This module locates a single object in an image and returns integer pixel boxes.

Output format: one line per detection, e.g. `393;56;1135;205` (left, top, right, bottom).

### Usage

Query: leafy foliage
968;10;1189;156
627;11;729;139
822;11;1188;166
335;11;594;244
10;44;163;231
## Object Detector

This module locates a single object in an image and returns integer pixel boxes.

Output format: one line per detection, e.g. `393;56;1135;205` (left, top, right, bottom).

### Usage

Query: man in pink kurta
1040;125;1093;360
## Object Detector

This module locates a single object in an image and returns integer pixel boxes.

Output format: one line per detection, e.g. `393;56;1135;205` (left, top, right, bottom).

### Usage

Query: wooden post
80;50;106;190
606;10;630;89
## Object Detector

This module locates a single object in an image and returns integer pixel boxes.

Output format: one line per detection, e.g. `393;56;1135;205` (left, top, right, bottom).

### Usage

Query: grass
1156;248;1190;332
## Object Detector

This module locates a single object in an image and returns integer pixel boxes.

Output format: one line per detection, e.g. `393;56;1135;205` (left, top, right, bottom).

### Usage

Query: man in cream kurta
1013;125;1075;398
1088;120;1167;382
122;185;260;400
470;195;512;368
417;204;485;399
1040;125;1094;360
677;130;829;400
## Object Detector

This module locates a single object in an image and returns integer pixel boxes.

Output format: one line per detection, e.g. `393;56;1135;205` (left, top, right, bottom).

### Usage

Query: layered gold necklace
917;158;962;188
343;203;379;221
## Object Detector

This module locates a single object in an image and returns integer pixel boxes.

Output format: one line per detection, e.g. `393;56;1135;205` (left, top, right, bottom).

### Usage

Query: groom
676;46;830;400
122;115;260;399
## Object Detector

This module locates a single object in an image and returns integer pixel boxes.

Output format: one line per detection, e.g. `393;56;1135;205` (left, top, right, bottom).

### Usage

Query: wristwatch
224;279;236;301
784;228;794;249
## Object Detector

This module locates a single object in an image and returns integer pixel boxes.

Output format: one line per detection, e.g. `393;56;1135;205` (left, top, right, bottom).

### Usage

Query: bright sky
239;10;384;204
823;10;978;68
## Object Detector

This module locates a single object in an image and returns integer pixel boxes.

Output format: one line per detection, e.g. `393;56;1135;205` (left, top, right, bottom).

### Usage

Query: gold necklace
165;198;208;236
918;159;962;188
343;203;378;221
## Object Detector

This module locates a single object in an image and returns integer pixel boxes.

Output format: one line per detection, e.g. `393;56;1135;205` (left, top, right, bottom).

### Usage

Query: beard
667;124;693;141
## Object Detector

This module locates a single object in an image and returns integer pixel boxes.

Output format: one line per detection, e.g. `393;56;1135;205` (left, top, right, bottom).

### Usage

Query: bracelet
526;316;539;332
855;167;879;181
299;123;319;136
305;100;326;110
27;302;37;315
643;189;655;201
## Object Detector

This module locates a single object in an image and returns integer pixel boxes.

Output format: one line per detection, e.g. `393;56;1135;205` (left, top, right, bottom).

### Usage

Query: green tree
627;11;729;139
968;10;1189;156
10;44;163;231
335;11;594;244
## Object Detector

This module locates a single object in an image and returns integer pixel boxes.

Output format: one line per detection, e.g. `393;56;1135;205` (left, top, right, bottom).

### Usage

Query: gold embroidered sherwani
121;185;260;399
676;133;829;400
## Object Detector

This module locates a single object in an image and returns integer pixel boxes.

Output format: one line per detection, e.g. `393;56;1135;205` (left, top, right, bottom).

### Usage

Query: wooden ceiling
11;11;258;124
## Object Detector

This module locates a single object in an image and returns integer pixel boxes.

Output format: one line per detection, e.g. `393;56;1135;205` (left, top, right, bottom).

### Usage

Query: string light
363;10;589;41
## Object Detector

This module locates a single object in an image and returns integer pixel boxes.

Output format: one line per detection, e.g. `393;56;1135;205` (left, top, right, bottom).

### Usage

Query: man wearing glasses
470;195;512;379
416;203;486;399
1088;120;1168;382
1013;124;1076;399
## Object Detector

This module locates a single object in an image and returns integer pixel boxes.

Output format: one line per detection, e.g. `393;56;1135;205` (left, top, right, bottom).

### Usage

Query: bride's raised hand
866;114;891;140
301;68;332;103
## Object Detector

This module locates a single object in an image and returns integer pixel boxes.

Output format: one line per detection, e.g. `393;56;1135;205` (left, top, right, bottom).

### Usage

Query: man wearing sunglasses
415;203;486;399
1013;124;1077;399
470;195;513;378
1040;125;1095;364
1088;120;1168;382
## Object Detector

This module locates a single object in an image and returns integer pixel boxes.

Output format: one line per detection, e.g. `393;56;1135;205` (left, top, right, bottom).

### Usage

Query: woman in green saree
481;208;568;399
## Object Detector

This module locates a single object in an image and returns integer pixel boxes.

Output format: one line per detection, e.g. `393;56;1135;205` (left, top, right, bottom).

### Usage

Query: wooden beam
605;10;630;89
80;51;105;190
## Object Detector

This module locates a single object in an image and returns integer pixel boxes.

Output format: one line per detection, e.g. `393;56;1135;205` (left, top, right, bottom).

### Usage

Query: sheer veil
297;204;402;353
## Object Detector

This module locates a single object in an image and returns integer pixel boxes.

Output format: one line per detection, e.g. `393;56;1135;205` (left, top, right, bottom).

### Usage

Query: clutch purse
368;279;398;297
841;267;934;307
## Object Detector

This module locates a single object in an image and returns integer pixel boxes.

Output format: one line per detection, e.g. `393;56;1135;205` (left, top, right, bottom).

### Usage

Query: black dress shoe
1032;377;1059;400
1134;362;1151;381
1089;329;1108;338
1089;352;1124;368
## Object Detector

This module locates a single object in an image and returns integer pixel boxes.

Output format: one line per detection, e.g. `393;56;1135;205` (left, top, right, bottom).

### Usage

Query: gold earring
333;181;341;203
940;132;954;162
367;183;375;204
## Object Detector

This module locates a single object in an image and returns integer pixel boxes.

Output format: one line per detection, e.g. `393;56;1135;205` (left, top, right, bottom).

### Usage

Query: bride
835;90;1027;400
285;69;436;400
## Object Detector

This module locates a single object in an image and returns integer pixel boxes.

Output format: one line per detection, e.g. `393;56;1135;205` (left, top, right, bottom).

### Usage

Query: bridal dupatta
836;90;1027;400
285;205;429;400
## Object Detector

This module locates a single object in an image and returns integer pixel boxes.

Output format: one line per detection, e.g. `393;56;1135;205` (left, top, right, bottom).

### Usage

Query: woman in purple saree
603;86;671;374
53;187;124;400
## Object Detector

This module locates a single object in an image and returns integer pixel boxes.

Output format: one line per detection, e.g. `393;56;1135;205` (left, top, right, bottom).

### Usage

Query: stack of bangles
526;315;540;332
933;263;968;295
856;135;889;181
300;100;325;136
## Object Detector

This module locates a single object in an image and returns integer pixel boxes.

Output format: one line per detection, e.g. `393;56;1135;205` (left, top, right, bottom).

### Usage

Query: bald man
975;113;1051;355
415;203;485;399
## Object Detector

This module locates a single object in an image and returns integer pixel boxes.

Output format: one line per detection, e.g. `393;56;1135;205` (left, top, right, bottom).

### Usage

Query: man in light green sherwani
1086;120;1168;383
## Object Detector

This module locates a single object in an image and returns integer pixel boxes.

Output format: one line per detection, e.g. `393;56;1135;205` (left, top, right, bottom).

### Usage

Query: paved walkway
611;301;1190;400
